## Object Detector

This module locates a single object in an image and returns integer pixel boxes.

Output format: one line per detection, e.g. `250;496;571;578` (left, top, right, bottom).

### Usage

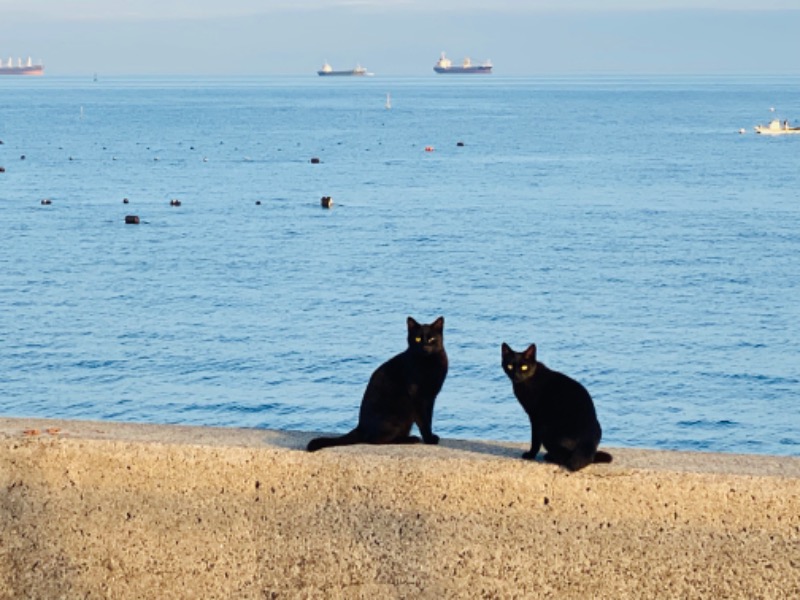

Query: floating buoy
125;215;140;224
456;141;465;147
310;157;321;164
123;198;129;204
20;155;25;160
170;199;181;207
40;199;52;205
424;146;434;152
321;196;333;209
0;167;5;173
255;200;262;206
738;128;746;134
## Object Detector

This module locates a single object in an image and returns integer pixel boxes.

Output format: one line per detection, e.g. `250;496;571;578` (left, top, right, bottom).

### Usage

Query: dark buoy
170;199;182;207
20;155;25;160
321;196;333;209
310;157;321;164
125;215;140;224
255;200;262;206
456;141;465;147
123;198;129;204
40;199;52;205
0;167;5;173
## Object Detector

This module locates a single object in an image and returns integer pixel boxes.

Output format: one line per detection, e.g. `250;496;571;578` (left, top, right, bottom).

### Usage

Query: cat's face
501;343;537;383
407;316;445;355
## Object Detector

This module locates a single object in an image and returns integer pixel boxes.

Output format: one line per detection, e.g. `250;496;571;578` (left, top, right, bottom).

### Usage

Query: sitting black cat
501;342;612;471
307;317;448;452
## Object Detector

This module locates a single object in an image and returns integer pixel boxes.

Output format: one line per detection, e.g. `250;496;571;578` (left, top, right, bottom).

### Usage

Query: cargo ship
433;53;492;74
317;62;371;77
0;57;44;75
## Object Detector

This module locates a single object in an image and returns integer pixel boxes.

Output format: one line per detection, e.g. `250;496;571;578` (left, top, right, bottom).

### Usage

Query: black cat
501;342;612;471
307;317;448;452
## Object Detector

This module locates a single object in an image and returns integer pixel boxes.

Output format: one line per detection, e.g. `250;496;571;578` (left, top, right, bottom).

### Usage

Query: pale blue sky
1;1;799;75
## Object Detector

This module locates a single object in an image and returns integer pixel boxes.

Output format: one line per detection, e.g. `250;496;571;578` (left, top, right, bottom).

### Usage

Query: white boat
754;119;800;135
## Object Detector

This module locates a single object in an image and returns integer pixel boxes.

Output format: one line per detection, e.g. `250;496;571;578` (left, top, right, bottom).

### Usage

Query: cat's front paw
521;451;537;460
424;434;440;445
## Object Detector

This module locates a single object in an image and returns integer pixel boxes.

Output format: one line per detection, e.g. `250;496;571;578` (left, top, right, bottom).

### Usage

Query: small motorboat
754;119;800;135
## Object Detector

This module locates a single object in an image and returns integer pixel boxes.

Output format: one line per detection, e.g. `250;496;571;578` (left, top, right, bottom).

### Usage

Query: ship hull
433;66;492;74
317;70;367;77
0;66;44;76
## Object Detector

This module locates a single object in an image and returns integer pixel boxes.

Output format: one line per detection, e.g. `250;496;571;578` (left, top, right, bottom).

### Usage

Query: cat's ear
432;316;444;331
523;344;537;361
501;342;512;356
407;316;420;331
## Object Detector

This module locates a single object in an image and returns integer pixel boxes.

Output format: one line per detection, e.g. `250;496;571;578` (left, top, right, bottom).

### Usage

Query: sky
1;1;799;76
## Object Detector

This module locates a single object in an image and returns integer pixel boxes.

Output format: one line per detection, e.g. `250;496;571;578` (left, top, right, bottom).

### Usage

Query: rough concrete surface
0;417;798;599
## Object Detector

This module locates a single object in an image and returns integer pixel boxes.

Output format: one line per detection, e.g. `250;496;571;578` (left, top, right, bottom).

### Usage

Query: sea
1;75;798;456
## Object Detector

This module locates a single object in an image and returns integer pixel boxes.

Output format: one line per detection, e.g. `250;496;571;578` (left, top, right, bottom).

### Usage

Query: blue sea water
1;75;798;456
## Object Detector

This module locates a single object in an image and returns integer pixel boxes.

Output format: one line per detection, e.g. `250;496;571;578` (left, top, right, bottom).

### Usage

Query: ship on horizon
317;62;372;77
433;53;492;74
0;57;44;76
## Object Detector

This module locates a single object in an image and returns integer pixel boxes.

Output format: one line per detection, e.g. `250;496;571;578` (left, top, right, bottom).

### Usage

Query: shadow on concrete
439;438;535;461
266;428;537;464
261;429;318;451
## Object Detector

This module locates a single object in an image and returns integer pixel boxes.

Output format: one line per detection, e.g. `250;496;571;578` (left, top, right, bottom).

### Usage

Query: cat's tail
593;450;613;464
307;429;361;452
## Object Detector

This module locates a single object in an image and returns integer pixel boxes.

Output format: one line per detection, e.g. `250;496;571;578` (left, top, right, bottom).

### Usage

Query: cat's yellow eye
415;337;422;343
520;364;529;371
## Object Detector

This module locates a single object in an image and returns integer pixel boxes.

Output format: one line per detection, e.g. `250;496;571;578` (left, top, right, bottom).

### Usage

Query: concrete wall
1;417;798;599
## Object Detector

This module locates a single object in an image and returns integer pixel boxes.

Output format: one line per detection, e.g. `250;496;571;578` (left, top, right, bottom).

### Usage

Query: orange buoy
424;146;434;152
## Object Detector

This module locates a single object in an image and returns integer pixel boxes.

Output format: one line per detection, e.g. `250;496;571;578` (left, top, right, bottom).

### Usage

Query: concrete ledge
1;417;798;598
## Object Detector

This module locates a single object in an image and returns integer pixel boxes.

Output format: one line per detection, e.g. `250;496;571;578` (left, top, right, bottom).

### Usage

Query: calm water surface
1;75;798;456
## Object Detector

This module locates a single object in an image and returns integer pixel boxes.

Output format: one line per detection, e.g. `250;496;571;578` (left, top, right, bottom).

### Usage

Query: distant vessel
754;119;800;135
0;57;44;76
317;62;371;77
433;53;491;74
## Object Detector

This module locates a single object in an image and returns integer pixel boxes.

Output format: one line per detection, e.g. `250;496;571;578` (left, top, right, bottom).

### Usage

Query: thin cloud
1;0;798;23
